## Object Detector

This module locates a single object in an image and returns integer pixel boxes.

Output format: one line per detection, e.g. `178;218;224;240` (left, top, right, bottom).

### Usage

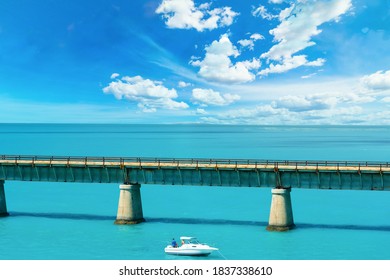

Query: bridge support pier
0;180;8;217
266;187;295;231
114;183;145;225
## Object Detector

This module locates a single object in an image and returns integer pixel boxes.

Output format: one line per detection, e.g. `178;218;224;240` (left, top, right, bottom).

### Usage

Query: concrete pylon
266;187;295;231
114;183;145;225
0;180;9;217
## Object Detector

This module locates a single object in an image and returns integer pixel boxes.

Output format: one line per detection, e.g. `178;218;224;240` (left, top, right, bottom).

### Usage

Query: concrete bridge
1;155;389;231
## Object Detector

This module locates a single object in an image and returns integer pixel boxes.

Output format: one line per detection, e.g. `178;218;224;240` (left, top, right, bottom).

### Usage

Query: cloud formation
360;70;390;91
191;34;260;83
258;55;325;76
103;75;188;112
178;81;192;88
195;108;208;115
191;88;240;106
199;104;366;125
258;0;351;75
155;0;238;32
382;97;390;103
252;5;277;20
262;0;352;61
237;33;264;50
156;0;353;79
194;73;382;125
272;94;336;112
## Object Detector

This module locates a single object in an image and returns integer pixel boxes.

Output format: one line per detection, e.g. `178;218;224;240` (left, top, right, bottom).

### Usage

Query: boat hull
164;245;218;256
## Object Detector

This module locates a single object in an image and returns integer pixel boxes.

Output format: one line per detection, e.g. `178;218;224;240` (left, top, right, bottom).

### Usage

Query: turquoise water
1;124;390;260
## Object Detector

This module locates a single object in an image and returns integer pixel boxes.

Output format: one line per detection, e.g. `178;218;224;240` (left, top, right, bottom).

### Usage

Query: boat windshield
181;238;201;244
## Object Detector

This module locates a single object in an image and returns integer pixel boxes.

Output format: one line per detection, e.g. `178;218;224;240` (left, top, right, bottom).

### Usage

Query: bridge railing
0;155;389;168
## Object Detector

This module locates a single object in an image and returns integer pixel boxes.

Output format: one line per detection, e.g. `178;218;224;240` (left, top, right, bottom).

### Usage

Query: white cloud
272;94;337;112
272;91;374;112
237;39;254;50
258;55;325;76
261;0;352;61
195;108;208;115
251;33;264;41
198;103;369;125
110;73;120;79
278;5;294;21
301;73;317;79
194;76;381;125
138;104;157;113
306;59;326;67
360;70;390;91
337;92;375;103
302;106;364;123
242;58;262;70
238;33;264;50
200;105;293;124
382;97;390;103
191;88;240;106
178;81;192;88
155;0;238;32
252;5;277;20
191;34;260;83
103;74;189;112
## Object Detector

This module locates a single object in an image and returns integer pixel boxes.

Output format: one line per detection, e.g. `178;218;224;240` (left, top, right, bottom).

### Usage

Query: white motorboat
164;237;219;256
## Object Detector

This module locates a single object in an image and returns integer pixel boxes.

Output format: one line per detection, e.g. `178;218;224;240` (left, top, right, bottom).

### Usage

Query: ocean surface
1;124;390;260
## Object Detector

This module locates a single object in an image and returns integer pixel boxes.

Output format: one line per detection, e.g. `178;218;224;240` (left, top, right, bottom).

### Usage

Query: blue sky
0;0;389;124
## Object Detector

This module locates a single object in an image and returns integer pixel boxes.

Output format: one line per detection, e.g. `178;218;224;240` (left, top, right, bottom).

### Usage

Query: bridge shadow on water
10;211;115;221
147;218;390;233
8;211;390;233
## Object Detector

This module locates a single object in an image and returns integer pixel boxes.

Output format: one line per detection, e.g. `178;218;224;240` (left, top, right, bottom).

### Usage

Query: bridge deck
1;155;389;171
1;155;390;190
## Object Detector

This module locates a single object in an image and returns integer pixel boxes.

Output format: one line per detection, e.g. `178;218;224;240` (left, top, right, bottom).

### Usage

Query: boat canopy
180;237;202;244
180;236;196;240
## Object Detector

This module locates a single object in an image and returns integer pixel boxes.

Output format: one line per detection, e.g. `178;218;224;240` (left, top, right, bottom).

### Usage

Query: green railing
1;155;389;168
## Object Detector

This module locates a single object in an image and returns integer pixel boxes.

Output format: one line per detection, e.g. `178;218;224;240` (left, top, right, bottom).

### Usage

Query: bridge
1;155;389;231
